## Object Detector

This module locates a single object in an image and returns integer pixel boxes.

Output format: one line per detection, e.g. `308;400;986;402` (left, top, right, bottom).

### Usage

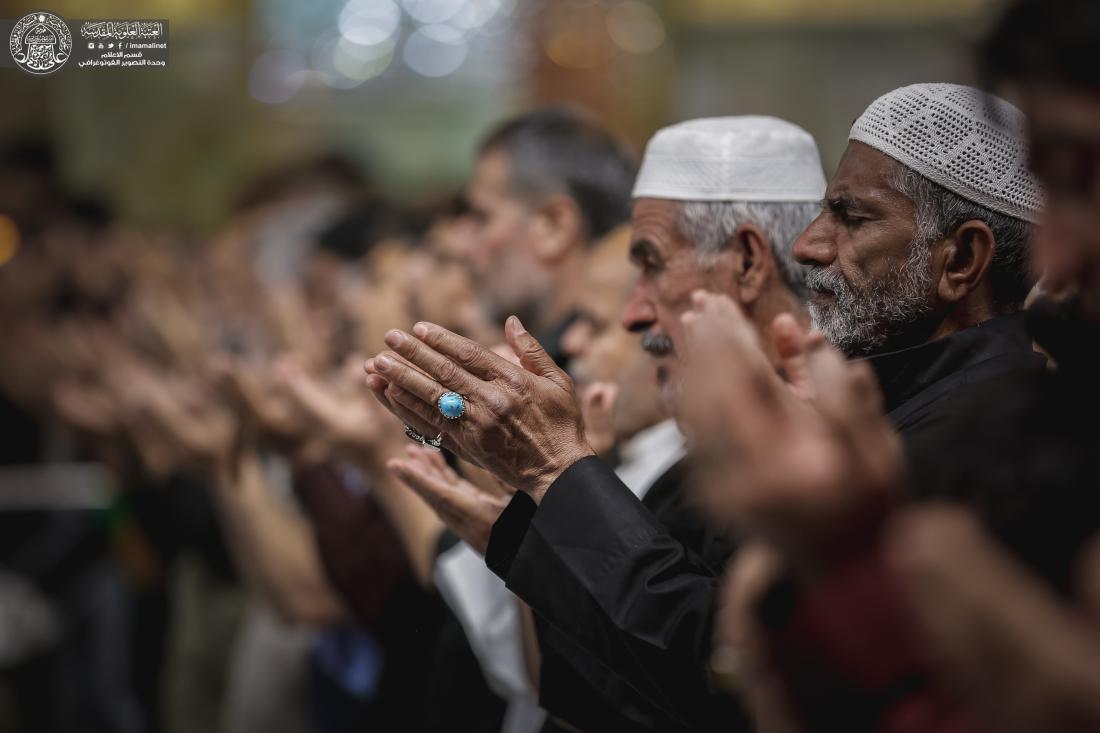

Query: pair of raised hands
365;294;905;561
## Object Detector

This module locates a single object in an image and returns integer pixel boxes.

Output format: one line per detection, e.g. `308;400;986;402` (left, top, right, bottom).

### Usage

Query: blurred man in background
463;105;637;364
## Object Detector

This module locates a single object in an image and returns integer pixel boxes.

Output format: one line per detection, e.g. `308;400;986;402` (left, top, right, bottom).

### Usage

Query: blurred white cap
632;116;827;202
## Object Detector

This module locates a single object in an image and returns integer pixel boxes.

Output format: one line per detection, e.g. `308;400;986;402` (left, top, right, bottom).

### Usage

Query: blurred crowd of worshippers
2;0;1100;731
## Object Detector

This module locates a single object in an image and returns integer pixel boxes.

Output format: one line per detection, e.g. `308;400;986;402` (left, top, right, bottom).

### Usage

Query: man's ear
725;222;773;306
531;194;584;264
936;219;995;304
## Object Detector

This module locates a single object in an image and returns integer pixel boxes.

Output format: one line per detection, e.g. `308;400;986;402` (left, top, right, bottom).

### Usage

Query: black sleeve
485;456;741;731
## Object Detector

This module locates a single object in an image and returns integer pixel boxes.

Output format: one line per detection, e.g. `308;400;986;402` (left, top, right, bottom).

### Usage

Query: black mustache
641;332;675;356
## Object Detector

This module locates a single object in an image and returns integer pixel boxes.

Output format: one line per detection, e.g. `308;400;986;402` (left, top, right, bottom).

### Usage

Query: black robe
535;460;743;732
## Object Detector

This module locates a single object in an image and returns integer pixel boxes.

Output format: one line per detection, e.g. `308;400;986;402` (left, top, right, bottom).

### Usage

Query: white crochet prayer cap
632;116;826;202
849;83;1042;223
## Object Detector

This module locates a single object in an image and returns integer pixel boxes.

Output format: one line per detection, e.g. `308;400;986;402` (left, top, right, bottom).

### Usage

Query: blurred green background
0;0;1001;230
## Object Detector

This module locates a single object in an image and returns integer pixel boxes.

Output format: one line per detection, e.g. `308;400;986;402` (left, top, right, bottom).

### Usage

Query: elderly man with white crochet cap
797;83;1043;360
785;83;1047;455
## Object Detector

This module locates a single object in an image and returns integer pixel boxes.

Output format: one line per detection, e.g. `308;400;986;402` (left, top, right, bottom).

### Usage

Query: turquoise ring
437;391;466;420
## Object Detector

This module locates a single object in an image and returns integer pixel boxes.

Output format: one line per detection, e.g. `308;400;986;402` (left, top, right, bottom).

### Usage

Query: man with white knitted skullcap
796;83;1042;361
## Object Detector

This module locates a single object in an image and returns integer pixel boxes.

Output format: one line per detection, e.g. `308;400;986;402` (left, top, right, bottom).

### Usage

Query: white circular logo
10;11;72;75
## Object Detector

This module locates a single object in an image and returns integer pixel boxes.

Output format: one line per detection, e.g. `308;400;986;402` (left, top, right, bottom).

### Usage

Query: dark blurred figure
0;138;63;243
0;189;148;733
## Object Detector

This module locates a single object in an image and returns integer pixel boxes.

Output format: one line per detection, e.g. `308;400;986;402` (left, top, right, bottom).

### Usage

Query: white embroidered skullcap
850;83;1042;223
632;116;826;202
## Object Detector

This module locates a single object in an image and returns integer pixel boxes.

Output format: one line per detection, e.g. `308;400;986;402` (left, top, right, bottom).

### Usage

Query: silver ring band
404;424;426;443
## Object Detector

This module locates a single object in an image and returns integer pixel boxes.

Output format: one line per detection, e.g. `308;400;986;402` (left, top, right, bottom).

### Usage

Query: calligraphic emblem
10;11;72;75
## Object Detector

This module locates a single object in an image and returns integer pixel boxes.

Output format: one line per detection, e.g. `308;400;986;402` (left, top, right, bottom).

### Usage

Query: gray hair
678;200;819;301
889;168;1033;309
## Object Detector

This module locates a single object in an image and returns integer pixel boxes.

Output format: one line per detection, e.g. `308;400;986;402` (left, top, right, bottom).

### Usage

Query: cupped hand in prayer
387;444;512;555
365;316;593;502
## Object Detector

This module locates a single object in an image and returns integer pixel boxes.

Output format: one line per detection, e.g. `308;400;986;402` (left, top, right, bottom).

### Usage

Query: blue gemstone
438;392;465;419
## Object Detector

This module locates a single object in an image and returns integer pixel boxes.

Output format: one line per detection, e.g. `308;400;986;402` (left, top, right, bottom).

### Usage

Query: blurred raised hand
388;444;513;555
887;507;1100;732
711;542;802;733
213;357;301;448
273;353;406;471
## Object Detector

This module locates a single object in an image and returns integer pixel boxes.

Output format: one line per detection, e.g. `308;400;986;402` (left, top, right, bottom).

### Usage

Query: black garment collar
865;314;1039;418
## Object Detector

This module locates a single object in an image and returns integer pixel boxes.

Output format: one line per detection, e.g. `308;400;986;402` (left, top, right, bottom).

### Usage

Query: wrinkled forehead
629;197;692;255
827;141;913;207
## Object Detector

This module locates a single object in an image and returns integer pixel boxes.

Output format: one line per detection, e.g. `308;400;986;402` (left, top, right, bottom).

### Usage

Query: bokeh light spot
607;1;666;54
403;24;468;77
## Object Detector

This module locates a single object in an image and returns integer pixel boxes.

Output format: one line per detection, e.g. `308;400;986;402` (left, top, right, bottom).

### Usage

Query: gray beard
804;241;935;357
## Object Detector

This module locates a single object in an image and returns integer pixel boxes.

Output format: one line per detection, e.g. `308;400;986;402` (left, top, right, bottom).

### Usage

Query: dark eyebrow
825;192;863;211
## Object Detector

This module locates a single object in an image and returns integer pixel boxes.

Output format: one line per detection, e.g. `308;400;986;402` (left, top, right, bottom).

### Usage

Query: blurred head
620;117;825;409
303;199;424;366
234;151;370;214
465;106;636;324
795;84;1041;356
561;226;663;440
562;226;634;381
984;0;1100;323
425;194;479;265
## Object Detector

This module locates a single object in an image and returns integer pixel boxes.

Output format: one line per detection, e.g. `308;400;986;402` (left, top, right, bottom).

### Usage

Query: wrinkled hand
365;316;593;502
388;445;512;554
678;291;903;560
